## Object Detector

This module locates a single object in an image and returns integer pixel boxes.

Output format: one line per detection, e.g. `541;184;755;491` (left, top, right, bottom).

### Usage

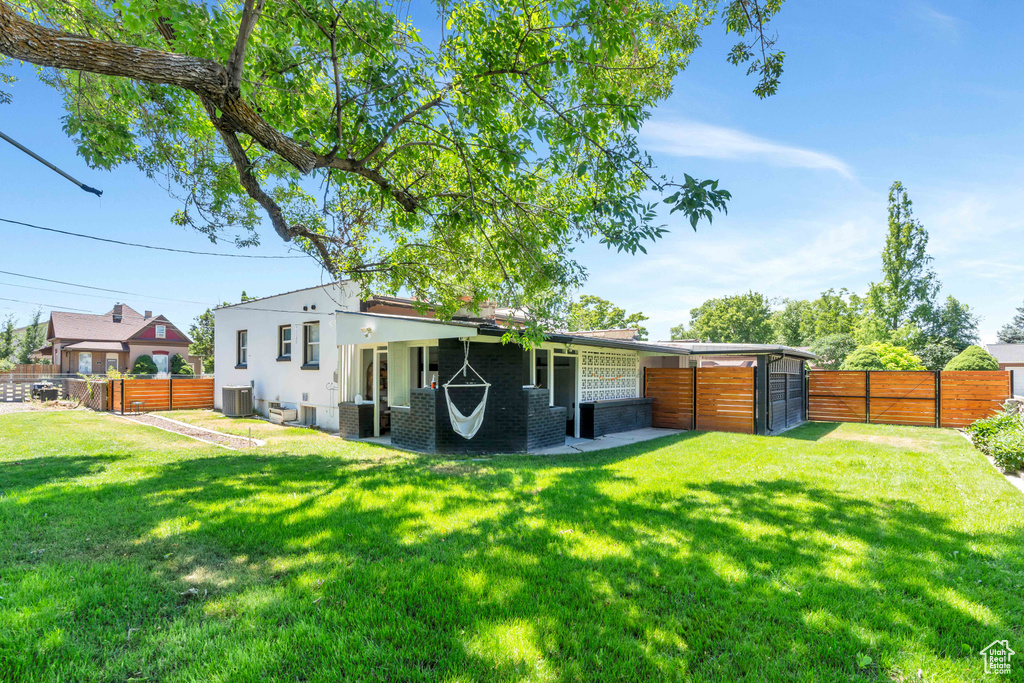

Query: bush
944;345;999;371
0;358;12;373
131;355;158;374
840;342;924;371
966;408;1024;470
171;353;194;376
839;346;886;371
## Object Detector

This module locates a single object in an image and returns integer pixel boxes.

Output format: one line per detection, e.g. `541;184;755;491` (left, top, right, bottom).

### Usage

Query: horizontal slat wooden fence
808;370;1010;429
644;368;694;429
645;366;755;434
109;378;214;413
940;372;1012;428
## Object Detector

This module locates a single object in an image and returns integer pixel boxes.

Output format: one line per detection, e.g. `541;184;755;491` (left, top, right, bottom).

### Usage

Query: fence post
692;366;698;431
865;371;871;424
169;378;174;411
755;357;768;435
935;370;941;428
120;378;125;415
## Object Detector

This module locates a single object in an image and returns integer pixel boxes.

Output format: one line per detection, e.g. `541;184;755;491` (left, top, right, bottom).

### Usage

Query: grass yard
1;410;1023;682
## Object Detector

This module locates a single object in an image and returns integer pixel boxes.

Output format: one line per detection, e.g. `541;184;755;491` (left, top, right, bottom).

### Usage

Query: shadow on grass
2;443;1022;681
0;454;127;492
773;421;842;441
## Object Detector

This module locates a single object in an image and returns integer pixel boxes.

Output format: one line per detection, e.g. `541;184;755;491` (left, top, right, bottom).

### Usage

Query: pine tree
997;300;1024;344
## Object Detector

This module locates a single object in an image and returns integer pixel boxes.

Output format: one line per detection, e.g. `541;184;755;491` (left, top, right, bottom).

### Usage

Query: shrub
944;345;999;371
840;346;886;371
131;355;158;374
0;358;12;373
170;353;194;376
840;342;924;371
966;408;1024;470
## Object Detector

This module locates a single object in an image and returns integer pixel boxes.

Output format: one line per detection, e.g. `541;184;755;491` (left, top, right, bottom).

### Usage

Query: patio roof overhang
336;310;481;346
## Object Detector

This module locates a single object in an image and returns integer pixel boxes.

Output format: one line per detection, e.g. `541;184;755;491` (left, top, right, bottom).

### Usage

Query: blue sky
1;1;1022;342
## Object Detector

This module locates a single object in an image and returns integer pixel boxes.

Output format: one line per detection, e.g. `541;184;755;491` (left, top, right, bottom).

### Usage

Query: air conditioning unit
222;386;253;417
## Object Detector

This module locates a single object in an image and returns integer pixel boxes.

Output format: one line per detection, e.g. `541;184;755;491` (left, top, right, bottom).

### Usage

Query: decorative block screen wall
580;350;640;402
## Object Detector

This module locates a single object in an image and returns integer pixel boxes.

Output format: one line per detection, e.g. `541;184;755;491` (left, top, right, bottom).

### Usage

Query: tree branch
225;0;265;94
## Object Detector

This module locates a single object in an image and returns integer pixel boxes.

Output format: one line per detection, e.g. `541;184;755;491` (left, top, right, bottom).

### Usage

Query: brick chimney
113;303;123;323
144;310;152;319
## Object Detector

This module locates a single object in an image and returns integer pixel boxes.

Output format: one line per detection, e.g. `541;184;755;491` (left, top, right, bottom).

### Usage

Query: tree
669;323;696;341
866;181;939;334
0;1;785;333
566;296;649;340
810;333;857;370
917;340;959;372
841;342;924;371
688;291;773;344
0;314;15;361
807;288;861;339
944;345;1000;371
770;299;811;347
189;291;255;373
997;300;1024;344
15;308;44;364
926;295;978;351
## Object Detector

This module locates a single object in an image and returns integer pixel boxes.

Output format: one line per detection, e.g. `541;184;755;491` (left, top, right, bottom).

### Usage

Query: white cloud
642;120;855;179
913;2;959;41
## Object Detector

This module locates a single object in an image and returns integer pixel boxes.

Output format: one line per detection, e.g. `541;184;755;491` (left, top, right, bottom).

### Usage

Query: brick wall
391;389;438;452
338;402;374;438
433;339;529;454
526;388;567;450
580;398;653;438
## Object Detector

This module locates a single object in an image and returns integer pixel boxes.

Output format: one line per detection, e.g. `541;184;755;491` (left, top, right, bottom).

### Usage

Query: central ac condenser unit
222;386;254;417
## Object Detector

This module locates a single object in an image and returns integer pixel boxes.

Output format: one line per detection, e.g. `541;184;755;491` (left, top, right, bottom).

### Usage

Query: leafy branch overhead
0;0;785;324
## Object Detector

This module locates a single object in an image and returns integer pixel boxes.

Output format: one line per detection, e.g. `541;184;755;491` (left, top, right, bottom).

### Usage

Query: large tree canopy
0;0;784;330
566;295;649;339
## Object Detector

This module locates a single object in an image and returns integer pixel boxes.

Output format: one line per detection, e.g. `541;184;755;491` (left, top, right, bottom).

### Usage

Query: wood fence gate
645;366;755;434
808;371;1011;428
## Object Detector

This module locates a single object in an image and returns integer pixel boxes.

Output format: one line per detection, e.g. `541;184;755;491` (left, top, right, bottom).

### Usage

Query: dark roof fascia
474;327;692;355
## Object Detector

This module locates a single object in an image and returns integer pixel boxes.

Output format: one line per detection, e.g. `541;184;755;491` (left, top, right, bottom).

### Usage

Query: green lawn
1;410;1023;682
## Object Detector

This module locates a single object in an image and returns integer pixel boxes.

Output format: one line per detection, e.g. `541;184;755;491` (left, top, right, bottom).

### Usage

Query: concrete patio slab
532;427;685;455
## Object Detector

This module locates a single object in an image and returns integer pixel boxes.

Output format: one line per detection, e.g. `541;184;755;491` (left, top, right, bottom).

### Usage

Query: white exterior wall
214;282;361;431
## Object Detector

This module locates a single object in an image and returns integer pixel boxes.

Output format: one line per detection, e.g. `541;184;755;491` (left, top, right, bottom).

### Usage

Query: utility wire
0;270;213;305
0;130;103;197
0;217;307;259
0;296;92;312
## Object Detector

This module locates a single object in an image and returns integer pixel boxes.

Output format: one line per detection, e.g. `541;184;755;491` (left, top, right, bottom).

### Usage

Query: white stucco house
214;282;814;451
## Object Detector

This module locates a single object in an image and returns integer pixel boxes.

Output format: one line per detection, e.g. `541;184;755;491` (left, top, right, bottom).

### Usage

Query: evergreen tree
0;314;15;361
997;300;1024;344
15;309;45;364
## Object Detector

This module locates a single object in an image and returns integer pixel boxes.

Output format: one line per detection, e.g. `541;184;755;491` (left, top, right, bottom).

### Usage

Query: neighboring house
986;343;1024;396
215;283;814;450
45;304;197;375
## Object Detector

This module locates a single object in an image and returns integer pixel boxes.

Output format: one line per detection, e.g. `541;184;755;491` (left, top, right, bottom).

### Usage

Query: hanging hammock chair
443;340;491;439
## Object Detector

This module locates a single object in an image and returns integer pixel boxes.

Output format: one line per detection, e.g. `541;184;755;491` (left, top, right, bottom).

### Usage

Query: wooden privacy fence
808;370;1011;429
645;366;755;434
109;378;215;413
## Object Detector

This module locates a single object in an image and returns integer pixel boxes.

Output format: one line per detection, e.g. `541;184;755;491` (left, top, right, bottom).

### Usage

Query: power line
0;217;308;259
0;270;213;305
0;296;92;312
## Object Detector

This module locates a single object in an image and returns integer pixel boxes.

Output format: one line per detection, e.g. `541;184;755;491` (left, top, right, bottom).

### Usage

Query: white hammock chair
443;340;491;439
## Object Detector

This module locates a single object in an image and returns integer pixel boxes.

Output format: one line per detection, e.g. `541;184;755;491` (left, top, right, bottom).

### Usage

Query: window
153;354;169;374
278;325;292;360
155;324;166;339
303;322;319;367
237;330;248;367
78;352;92;374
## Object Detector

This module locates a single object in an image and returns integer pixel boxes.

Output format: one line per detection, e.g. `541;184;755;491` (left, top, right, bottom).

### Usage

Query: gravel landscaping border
110;412;265;450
